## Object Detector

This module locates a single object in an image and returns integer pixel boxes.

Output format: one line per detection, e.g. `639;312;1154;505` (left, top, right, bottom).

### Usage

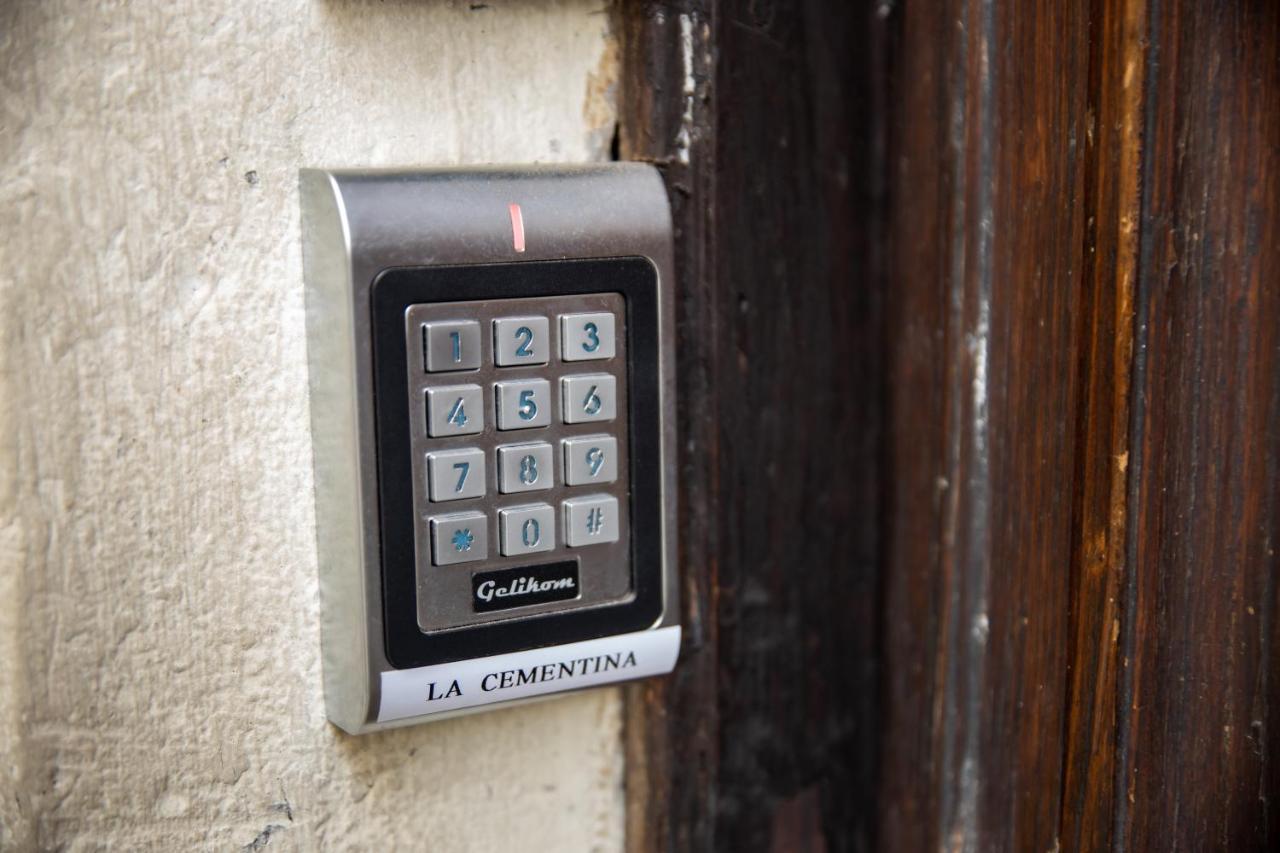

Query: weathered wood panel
618;0;887;849
879;0;1093;848
620;0;1280;850
1119;1;1280;847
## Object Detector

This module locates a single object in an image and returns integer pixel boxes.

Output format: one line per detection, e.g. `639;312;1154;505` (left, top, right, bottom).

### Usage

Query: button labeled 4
425;385;484;437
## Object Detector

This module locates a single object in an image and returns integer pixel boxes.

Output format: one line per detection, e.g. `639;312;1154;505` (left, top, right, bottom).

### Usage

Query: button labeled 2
493;316;549;366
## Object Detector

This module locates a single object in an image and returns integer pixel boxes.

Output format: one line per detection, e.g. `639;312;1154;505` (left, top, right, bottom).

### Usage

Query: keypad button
430;511;489;565
497;442;554;493
560;312;616;361
425;384;484;437
422;320;481;372
561;435;618;486
493;316;550;366
499;504;556;556
562;494;619;547
426;447;485;501
560;374;617;424
495;378;552;430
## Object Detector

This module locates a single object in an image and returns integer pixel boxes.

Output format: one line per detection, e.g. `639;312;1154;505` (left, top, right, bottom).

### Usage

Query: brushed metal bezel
301;165;679;733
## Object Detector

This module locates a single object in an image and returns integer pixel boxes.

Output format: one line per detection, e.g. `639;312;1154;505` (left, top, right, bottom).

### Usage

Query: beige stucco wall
0;1;624;849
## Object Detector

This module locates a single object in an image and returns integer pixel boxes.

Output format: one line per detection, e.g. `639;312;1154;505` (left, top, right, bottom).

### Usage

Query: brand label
472;561;580;612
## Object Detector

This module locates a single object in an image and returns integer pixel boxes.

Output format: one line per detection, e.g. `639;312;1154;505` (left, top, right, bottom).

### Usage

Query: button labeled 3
426;447;486;501
560;312;616;361
430;511;489;565
495;378;552;430
562;494;620;547
499;504;556;556
561;374;617;424
422;320;481;372
562;435;618;486
493;316;549;366
425;385;484;437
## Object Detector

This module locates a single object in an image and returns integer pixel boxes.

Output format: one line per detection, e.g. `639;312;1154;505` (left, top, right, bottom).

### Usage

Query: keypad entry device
302;166;680;733
408;294;633;632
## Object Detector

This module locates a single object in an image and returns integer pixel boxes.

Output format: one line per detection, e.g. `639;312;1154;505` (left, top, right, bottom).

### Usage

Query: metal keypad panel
405;293;632;632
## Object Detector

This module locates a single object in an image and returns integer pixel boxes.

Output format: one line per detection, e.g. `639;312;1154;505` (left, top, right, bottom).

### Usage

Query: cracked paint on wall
0;1;623;849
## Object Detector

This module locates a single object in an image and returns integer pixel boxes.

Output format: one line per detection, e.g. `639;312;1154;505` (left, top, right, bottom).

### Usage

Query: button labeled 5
560;312;616;361
561;374;616;424
425;384;484;437
426;447;486;501
495;378;551;430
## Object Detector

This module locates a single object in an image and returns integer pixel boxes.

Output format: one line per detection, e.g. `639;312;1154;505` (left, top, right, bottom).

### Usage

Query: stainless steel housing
300;165;679;733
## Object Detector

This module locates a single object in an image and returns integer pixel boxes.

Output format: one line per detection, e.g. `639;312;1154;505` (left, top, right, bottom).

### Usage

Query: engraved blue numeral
452;461;470;492
586;447;604;476
519;454;538;484
518;389;538;421
447;397;468;427
514;326;534;357
582;385;602;416
582;322;600;353
521;518;541;548
450;330;461;363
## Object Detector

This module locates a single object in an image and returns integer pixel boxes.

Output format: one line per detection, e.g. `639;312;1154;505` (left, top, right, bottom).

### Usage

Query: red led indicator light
508;203;526;253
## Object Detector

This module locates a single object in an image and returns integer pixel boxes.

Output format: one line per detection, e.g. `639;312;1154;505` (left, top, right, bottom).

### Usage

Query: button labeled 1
493;316;549;366
426;448;485;501
499;504;556;556
563;494;619;547
562;435;618;486
561;374;616;424
422;320;480;372
496;378;551;430
561;312;616;361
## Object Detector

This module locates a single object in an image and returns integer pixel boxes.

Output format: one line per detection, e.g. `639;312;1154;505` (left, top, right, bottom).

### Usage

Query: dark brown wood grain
1059;0;1145;848
879;0;1091;848
618;0;1280;850
1119;1;1280;847
617;0;887;849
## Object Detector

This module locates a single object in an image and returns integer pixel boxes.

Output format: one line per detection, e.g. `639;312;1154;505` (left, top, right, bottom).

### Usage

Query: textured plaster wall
0;1;624;849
